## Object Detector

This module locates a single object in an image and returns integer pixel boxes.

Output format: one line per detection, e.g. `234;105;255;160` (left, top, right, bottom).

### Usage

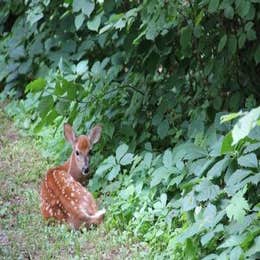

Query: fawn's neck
66;153;82;181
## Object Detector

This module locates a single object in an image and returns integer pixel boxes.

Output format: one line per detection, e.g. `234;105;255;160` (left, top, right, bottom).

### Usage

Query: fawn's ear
88;125;102;147
64;123;76;145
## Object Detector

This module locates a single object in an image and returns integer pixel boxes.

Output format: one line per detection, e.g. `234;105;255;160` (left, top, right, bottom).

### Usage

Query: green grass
0;107;148;259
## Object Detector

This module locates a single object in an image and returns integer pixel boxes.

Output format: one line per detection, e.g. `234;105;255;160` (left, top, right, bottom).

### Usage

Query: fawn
40;123;105;229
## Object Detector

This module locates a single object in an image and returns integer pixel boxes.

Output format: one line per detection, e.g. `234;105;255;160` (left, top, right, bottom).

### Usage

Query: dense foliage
1;0;260;258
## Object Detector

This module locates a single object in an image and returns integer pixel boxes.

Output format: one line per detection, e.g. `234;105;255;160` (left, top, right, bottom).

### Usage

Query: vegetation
1;0;260;259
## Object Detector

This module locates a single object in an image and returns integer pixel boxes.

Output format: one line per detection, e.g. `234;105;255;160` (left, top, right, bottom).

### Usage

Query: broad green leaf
254;45;260;64
243;142;260;154
38;96;54;117
150;167;169;187
107;165;120;181
218;235;243;248
238;33;246;49
208;0;219;13
228;35;237;55
120;153;134;165
55;100;70;115
237;0;251;17
220;112;243;123
221;132;235;154
195;179;220;201
207;156;229;179
76;60;88;75
119;185;135;199
157;119;169;139
238;153;258;168
245;236;260;257
224;5;234;19
202;203;217;228
25;78;46;93
232;107;260;145
116;143;128;162
230;246;242;260
176;222;201;243
73;0;95;16
87;13;102;31
143;152;153;168
163;149;173;168
218;35;227;52
180;26;192;51
75;13;85;30
226;186;250;222
226;169;252;187
160;193;167;207
96;156;116;176
182;191;197;211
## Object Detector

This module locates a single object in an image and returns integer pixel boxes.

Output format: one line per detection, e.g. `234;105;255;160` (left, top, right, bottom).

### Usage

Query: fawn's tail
84;208;106;224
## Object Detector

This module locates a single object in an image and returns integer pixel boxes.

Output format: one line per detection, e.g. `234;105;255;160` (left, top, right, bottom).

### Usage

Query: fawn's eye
75;150;79;156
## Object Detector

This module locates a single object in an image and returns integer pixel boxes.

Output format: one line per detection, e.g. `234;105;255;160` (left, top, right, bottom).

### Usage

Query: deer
40;123;105;229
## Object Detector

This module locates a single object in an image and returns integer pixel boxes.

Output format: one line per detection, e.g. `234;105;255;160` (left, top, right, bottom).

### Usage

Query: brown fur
40;124;104;229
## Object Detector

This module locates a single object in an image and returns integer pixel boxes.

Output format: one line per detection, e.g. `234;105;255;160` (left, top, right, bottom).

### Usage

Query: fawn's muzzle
82;167;89;175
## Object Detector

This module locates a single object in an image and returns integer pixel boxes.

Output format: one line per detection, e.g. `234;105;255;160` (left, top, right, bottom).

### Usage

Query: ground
0;105;148;259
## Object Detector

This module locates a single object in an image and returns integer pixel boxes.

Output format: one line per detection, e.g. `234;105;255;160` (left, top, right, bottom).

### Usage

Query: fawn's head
64;123;102;175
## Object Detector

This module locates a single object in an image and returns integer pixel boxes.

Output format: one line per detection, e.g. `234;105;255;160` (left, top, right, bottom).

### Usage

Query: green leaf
195;179;220;201
163;149;173;168
182;191;197;211
220;111;243;123
96;156;116;176
25;78;46;93
176;222;201;243
218;235;243;248
221;132;235;154
87;13;102;31
245;236;260;257
120;153;134;166
76;60;88;75
218;35;227;52
202;203;217;228
254;45;260;64
73;0;95;17
238;33;246;49
107;165;120;181
180;26;192;51
226;169;252;187
116;143;128;162
228;35;237;55
119;185;135;199
243;142;260;154
238;153;258;168
232;107;260;145
230;246;243;260
75;13;85;30
38;96;54;118
224;5;234;19
237;0;251;17
150;167;169;187
157;119;169;139
208;0;219;13
55;101;70;116
226;186;250;222
207;156;229;179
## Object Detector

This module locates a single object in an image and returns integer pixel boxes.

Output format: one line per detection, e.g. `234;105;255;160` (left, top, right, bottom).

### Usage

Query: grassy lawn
0;106;148;259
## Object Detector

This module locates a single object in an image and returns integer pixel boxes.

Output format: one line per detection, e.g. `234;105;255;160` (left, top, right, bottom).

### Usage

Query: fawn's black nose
82;167;89;175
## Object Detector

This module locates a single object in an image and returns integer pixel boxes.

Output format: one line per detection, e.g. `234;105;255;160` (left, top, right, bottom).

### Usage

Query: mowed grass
0;107;148;259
